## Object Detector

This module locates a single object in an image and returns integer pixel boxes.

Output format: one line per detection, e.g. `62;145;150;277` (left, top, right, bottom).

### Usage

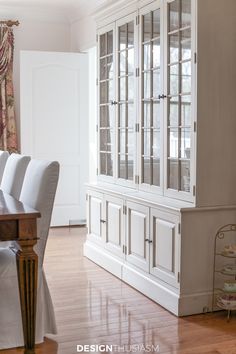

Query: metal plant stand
212;224;236;321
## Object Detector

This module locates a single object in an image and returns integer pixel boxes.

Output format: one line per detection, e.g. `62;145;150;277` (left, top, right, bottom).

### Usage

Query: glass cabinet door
98;27;115;177
141;5;162;188
166;0;192;193
96;0;194;200
117;17;136;182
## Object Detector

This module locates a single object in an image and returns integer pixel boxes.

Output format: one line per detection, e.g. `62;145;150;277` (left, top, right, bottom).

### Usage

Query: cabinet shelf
216;252;236;259
216;301;236;311
215;270;236;276
214;288;236;295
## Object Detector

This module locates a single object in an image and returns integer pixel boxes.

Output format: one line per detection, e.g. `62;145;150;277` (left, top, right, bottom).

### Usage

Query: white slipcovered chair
0;150;9;184
0;153;30;199
0;159;59;349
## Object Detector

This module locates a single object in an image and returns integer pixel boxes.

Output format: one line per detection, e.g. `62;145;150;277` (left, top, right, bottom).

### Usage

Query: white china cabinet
84;0;236;315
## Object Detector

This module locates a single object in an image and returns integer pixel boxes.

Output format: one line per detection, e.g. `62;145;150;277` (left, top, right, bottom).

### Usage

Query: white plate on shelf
217;299;236;310
222;264;236;274
218;294;236;307
221;251;236;258
223;245;236;257
224;281;236;292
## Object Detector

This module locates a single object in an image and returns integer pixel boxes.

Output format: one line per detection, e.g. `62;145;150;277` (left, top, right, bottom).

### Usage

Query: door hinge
135;175;139;184
96;124;98;132
177;271;180;283
86;193;88;201
136;15;140;26
123;245;127;254
123;205;127;215
193;185;196;196
194;52;197;64
96;78;98;86
96;168;98;175
136;67;140;77
96;34;98;43
178;223;181;234
135;123;139;132
194;121;197;132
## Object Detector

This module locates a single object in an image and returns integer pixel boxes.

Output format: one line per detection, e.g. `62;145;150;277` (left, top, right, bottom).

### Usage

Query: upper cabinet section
94;0;236;208
96;0;196;204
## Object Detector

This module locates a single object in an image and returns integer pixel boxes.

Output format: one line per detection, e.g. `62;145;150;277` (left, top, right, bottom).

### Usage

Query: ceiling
0;0;86;8
0;0;108;11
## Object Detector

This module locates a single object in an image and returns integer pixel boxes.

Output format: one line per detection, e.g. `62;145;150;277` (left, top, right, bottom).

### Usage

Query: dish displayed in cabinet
217;294;236;308
222;245;236;257
223;280;236;292
222;264;236;275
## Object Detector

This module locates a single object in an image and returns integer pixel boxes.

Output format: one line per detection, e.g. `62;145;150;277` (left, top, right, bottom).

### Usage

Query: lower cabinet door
104;195;125;259
126;201;149;272
87;191;104;245
150;208;180;288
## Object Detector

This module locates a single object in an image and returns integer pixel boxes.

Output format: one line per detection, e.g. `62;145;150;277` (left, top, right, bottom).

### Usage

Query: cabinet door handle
100;219;106;224
158;94;167;99
145;239;149;243
110;100;118;105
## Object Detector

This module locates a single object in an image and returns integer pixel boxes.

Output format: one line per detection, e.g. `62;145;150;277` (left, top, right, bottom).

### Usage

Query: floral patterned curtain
0;25;18;152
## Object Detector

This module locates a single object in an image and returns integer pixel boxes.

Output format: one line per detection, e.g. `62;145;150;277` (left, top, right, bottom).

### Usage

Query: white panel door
20;51;89;226
150;208;180;288
126;201;149;272
104;195;124;259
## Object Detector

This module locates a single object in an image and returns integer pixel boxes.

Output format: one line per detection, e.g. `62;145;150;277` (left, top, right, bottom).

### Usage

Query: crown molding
93;0;138;19
68;0;109;24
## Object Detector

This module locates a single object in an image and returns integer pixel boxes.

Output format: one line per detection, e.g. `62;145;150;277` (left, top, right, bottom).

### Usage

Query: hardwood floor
1;226;236;354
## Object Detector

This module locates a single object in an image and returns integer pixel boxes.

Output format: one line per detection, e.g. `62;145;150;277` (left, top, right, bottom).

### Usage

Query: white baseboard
83;240;123;279
122;264;179;315
84;240;215;316
179;292;213;316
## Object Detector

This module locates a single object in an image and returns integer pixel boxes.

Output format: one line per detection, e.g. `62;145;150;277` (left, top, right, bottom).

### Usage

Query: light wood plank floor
1;227;236;354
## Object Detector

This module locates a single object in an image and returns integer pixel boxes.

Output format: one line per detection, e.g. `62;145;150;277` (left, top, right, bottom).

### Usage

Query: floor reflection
87;279;173;352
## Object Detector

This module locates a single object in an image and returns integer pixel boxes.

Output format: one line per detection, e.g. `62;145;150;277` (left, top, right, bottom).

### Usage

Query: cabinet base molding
178;292;213;316
122;264;179;316
83;240;123;279
84;240;213;316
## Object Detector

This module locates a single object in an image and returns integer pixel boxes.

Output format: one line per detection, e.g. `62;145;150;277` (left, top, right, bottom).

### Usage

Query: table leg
16;239;38;354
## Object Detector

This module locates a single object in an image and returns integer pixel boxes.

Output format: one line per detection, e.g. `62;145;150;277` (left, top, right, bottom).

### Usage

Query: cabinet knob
100;219;106;224
145;239;153;244
110;100;118;105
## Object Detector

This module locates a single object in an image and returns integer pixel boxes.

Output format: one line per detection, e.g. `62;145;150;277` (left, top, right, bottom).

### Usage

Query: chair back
0;151;9;184
1;153;30;199
19;159;59;267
